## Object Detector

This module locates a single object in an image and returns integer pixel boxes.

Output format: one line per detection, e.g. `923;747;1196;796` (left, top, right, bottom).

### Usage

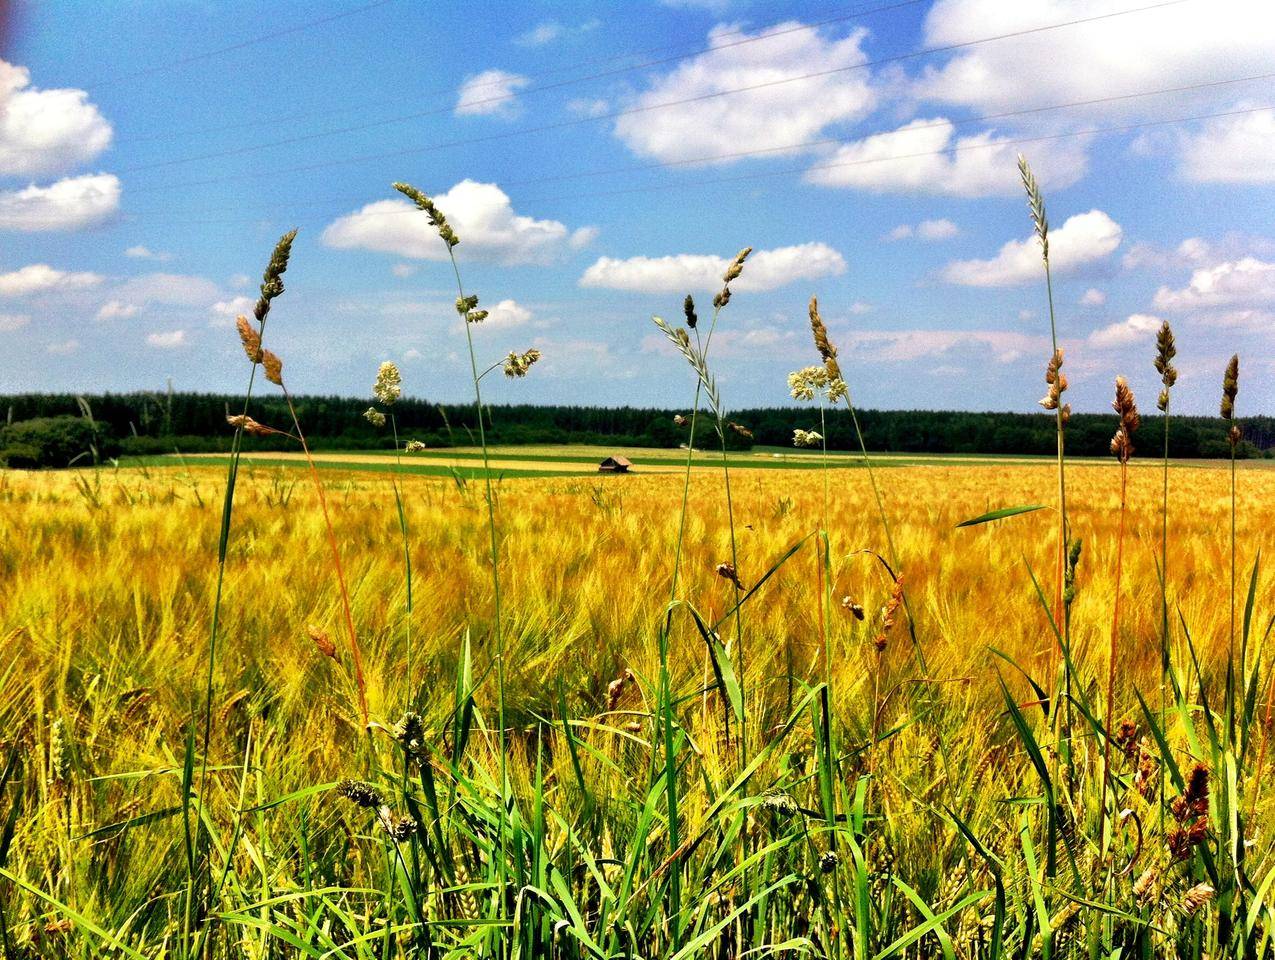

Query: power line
117;70;1275;220
84;0;400;89
116;0;928;145
117;0;1192;178
115;102;1273;227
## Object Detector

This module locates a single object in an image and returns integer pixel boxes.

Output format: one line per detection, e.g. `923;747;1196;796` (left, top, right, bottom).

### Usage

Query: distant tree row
2;392;1272;462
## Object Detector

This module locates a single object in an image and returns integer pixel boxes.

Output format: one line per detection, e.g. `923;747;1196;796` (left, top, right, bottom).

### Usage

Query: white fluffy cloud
887;218;960;241
323;180;595;265
96;300;138;320
146;330;187;349
941;210;1122;287
1153;257;1275;310
0;60;113;176
210;295;255;319
1178;109;1275;184
0;264;102;297
579;242;846;293
1088;312;1161;348
613;23;875;163
807;118;1088;196
913;1;1275;117
1080;288;1106;306
455;70;529;118
482;299;533;328
0;174;120;231
0;313;29;331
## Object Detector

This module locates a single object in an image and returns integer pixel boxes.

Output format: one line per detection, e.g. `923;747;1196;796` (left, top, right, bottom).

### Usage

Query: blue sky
2;0;1273;415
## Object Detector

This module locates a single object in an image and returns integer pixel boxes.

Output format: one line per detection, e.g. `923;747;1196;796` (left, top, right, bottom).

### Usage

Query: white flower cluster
787;365;847;403
793;429;823;448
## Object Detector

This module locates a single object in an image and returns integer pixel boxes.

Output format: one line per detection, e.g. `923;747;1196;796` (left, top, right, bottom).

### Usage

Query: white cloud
887;218;960;241
1153;257;1275;310
848;301;872;314
806;118;1088;196
96;299;138;320
391;262;416;278
1088;312;1161;348
515;19;600;46
455;70;530;118
1178;109;1275;184
1080;288;1106;306
0;313;29;331
613;22;875;163
210;295;255;320
568;98;610;118
941;210;1122;287
482;298;533;328
0;263;103;297
146;330;187;349
0;173;120;231
125;245;172;261
579;242;846;293
46;339;79;355
323;180;595;265
0;59;113;176
913;1;1275;117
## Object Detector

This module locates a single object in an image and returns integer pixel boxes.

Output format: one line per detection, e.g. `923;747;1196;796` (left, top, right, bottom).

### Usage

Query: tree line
3;391;1272;460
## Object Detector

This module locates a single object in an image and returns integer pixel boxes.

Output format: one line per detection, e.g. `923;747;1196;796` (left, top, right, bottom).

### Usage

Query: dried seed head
226;414;275;437
728;421;753;439
364;407;387;428
373;361;402;405
254;229;298;324
1110;375;1139;463
1182;883;1215;916
683;294;697;329
1017;154;1049;260
1039;350;1068;414
392;712;429;763
873;575;904;652
393;182;459;247
1063;537;1082;607
1154;321;1177;412
819;850;839;873
673;414;688;427
808;297;843;381
378;807;418;843
309;625;336;659
262;349;283;387
1132;867;1159;903
1229;423;1242;446
1220;354;1238;419
841;595;865;619
404;440;427;452
236;315;263;364
335;778;384;809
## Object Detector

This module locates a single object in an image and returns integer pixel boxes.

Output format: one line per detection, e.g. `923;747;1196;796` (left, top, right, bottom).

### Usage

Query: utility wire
117;0;1193;178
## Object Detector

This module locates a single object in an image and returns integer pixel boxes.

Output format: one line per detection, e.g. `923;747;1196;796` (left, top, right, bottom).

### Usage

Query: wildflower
683;294;697;329
503;348;542;378
373;361;402;406
789;366;828;401
404;440;427;452
335;778;385;809
793;428;823;448
716;561;743;589
364;407;387;428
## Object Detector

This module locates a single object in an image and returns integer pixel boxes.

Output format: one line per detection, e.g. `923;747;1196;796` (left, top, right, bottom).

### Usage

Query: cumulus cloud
1178;109;1275;183
1088;313;1162;348
0;174;120;231
0;263;103;297
125;245;172;261
210;295;255;320
807;118;1089;196
482;298;533;328
941;210;1122;287
579;242;846;293
913;1;1275;117
1152;257;1275;310
1080;288;1106;306
455;70;530;118
96;299;138;320
613;23;875;163
886;218;960;241
323;180;595;265
0;59;113;176
0;313;29;331
146;330;187;349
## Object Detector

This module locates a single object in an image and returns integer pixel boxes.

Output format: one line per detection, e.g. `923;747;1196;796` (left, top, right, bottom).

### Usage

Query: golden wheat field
1;453;1273;956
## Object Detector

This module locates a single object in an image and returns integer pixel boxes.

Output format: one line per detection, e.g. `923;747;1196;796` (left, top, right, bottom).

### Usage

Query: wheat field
1;454;1272;958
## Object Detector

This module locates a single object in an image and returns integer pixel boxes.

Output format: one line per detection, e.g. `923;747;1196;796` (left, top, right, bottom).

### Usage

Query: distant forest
3;392;1273;459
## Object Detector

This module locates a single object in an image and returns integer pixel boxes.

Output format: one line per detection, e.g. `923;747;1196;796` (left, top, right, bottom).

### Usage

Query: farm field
1;451;1273;957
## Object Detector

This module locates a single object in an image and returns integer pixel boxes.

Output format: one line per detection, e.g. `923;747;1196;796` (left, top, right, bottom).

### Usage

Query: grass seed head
404;439;427;452
716;561;743;589
683;294;697;329
255;229;298;323
226;414;275;437
236;315;263;364
793;428;823;447
262;349;284;387
1110;375;1139;462
393;182;459;247
335;778;385;809
1154;320;1177;411
308;625;336;659
364;407;387;428
1182;883;1215;916
372;361;402;405
1220;354;1238;420
503;348;542;378
808;296;843;381
1017;154;1049;260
